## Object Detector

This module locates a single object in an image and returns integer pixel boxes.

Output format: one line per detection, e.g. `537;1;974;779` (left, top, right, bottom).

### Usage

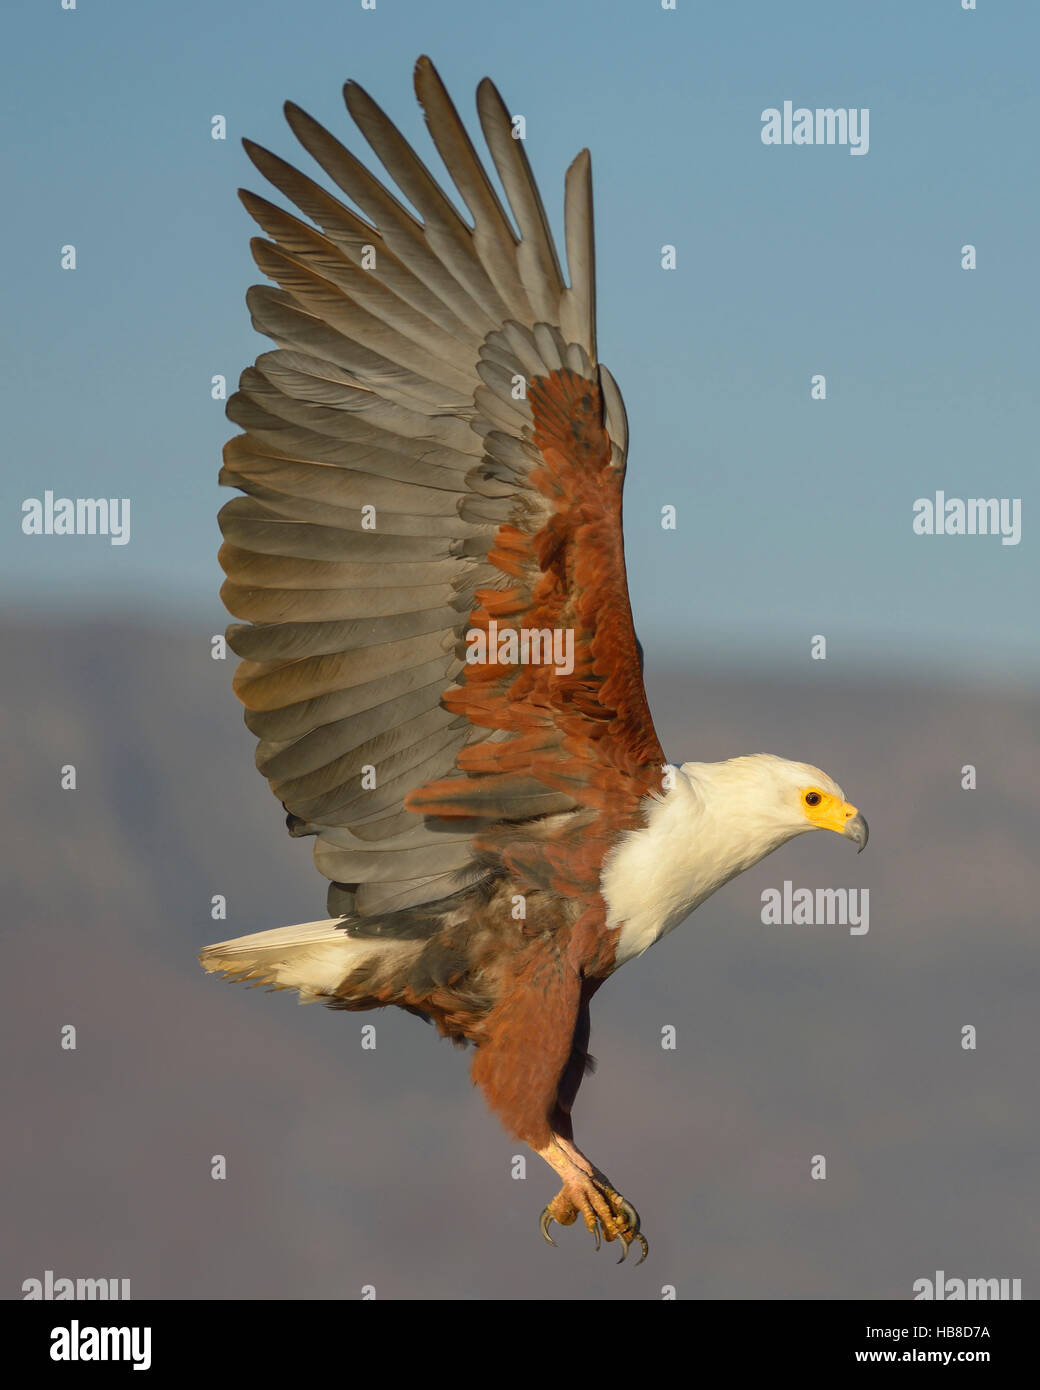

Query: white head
679;753;868;855
602;752;869;966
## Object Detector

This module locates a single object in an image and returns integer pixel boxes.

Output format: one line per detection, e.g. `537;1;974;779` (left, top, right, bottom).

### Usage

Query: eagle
200;56;868;1263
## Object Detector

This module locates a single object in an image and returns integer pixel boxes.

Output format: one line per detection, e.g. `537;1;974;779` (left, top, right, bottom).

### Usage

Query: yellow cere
802;789;859;834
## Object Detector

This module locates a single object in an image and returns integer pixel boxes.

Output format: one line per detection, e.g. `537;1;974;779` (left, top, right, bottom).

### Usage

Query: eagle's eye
804;791;822;806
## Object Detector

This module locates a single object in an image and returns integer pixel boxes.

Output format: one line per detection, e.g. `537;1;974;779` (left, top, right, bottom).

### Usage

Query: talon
618;1199;639;1229
537;1164;650;1263
539;1207;557;1247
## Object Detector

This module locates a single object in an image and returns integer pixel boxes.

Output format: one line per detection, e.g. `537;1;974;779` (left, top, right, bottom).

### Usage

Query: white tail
199;918;412;1004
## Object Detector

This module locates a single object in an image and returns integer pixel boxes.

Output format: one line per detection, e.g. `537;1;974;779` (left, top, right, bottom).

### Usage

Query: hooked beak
843;811;869;854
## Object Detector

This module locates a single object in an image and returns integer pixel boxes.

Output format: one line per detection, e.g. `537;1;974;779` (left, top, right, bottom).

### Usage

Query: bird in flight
201;56;868;1263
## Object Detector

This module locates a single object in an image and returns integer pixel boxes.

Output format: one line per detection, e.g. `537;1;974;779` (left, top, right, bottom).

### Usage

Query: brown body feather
326;880;596;1149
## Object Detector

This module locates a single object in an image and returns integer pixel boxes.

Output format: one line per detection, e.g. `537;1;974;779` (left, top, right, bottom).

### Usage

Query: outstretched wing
220;56;665;923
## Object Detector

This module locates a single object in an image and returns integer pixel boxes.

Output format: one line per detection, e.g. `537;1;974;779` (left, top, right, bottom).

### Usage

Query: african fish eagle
200;57;868;1262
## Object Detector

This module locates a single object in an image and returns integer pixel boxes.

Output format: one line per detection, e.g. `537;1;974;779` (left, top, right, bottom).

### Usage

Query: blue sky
3;0;1037;684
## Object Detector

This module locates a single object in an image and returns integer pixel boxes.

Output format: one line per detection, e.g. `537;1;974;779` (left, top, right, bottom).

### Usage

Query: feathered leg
469;944;648;1259
537;983;649;1262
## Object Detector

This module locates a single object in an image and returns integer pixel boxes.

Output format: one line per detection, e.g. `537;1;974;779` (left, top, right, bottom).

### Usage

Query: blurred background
3;0;1037;1299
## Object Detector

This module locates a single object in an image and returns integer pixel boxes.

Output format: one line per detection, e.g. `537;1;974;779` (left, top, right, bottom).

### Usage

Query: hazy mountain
3;617;1037;1299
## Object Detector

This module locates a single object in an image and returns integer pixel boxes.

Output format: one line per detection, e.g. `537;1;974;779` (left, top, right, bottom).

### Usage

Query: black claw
539;1190;650;1264
539;1208;557;1247
611;1196;649;1265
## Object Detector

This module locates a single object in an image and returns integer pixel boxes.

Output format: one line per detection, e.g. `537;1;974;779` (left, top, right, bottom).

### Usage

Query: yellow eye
804;790;822;807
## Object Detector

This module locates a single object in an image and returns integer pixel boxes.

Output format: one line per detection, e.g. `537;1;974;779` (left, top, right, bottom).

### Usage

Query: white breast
601;763;791;967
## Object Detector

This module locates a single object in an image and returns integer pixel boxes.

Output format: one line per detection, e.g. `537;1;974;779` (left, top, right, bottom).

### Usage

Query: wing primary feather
343;78;516;327
412;55;534;322
283;101;499;338
475;77;565;324
560;149;596;361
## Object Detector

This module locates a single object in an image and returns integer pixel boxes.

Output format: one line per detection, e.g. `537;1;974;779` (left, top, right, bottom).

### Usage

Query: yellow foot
539;1176;649;1264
